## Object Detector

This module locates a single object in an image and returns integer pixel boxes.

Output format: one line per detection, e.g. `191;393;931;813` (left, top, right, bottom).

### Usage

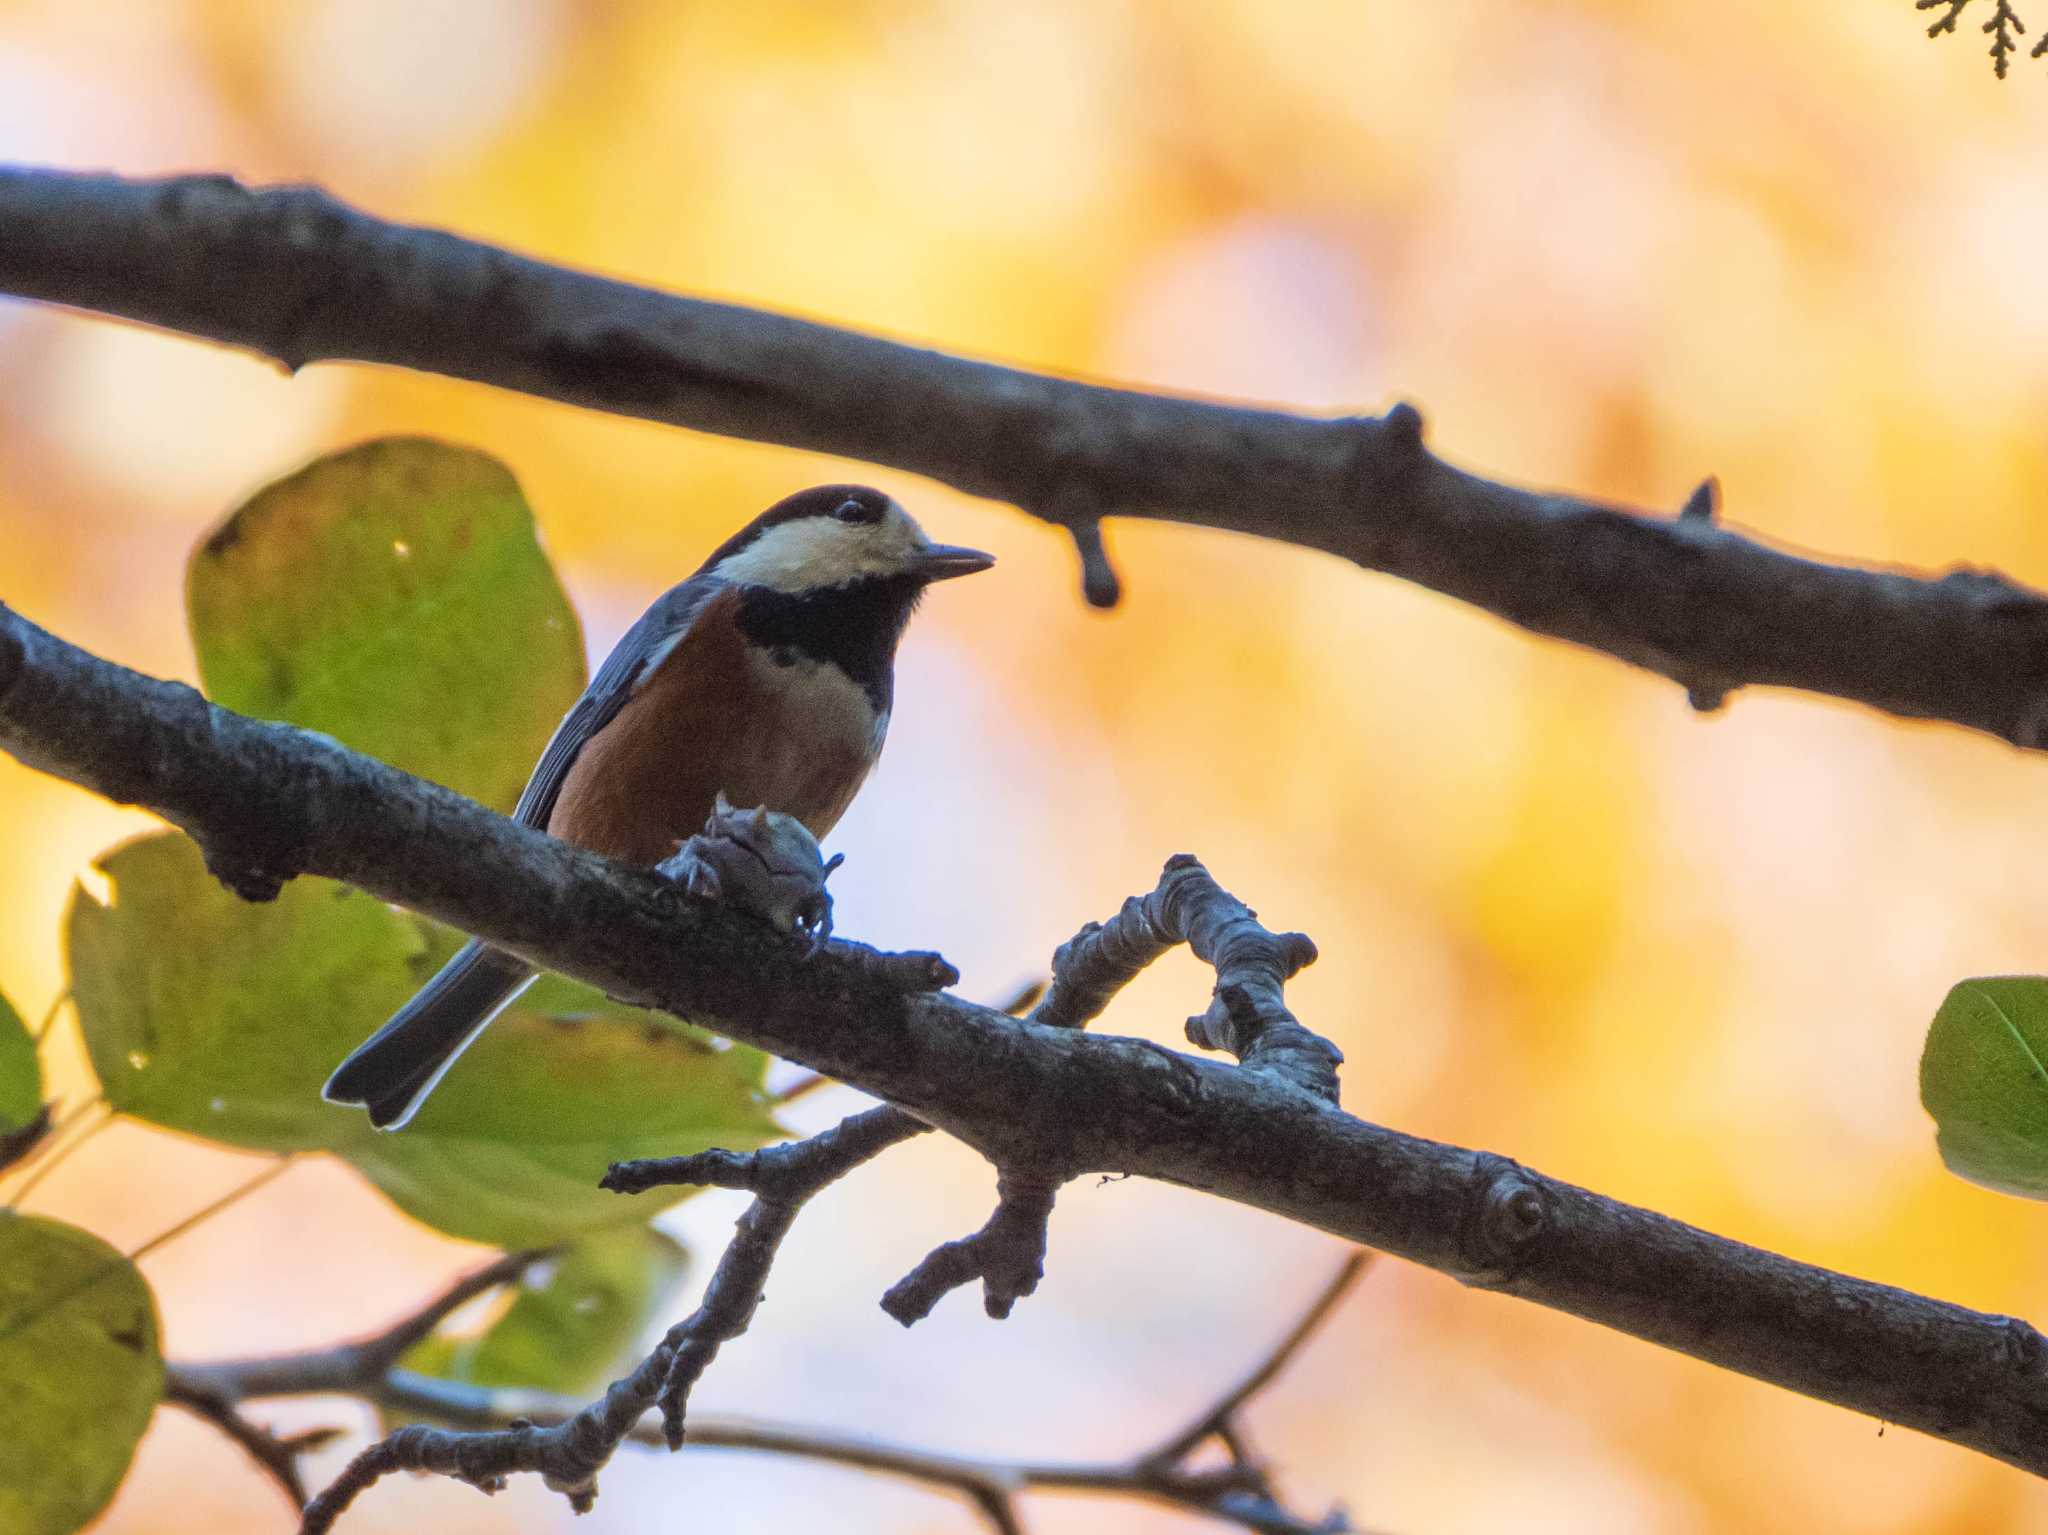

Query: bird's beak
912;543;996;582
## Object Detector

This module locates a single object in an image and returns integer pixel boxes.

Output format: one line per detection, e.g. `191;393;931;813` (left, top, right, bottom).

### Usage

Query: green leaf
67;833;782;1247
1921;976;2048;1198
186;437;585;812
402;1227;687;1396
68;833;428;1152
0;1214;162;1535
0;988;41;1133
343;995;777;1247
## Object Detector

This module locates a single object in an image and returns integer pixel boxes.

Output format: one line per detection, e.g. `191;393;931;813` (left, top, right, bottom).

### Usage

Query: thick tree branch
5;167;2048;746
9;609;2048;1482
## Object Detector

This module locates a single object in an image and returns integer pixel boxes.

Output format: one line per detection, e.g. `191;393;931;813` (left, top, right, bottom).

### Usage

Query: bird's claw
657;797;842;942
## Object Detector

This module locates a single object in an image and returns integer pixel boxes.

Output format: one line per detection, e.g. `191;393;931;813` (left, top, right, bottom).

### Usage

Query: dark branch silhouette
9;164;2048;1523
8;602;2048;1484
1919;0;2048;75
301;1108;918;1530
6;167;2048;747
168;1246;1371;1533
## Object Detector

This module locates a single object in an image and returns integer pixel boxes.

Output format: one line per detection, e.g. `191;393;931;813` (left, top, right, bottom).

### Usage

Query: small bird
322;484;993;1129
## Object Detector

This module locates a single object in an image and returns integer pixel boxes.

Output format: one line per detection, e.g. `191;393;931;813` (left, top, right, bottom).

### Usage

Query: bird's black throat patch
732;574;926;712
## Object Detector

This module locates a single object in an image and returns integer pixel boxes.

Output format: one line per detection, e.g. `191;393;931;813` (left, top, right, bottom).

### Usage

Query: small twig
1155;857;1335;1099
815;938;959;993
301;1108;916;1530
1920;0;1973;35
3;1099;111;1206
621;1107;922;1447
198;1253;1373;1534
163;1373;333;1509
1066;517;1122;610
1034;854;1337;1101
881;1173;1058;1325
1040;482;1123;609
629;977;1056;1334
129;1157;294;1263
1031;897;1177;1033
30;988;68;1045
770;1070;835;1106
888;857;1341;1328
994;978;1050;1017
1143;1253;1371;1469
167;1250;550;1506
1919;0;2043;74
174;1248;550;1404
1989;0;2027;76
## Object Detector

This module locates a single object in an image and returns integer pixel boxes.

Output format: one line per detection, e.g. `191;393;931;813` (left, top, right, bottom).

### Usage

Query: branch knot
1461;1153;1551;1285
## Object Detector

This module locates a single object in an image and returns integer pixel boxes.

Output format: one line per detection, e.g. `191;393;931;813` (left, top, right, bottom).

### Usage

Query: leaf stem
130;1156;295;1263
2;1099;110;1207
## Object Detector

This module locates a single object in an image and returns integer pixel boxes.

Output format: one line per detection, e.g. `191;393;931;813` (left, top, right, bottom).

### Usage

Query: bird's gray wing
509;577;723;832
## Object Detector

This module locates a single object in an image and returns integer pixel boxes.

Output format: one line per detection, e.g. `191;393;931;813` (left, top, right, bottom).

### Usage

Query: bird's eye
833;496;882;525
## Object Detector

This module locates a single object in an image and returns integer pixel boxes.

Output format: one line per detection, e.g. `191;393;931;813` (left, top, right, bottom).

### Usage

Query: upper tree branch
4;167;2048;746
9;603;2048;1480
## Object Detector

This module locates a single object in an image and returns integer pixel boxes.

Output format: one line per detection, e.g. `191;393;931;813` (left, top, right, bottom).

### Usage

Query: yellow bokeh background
5;2;2048;1531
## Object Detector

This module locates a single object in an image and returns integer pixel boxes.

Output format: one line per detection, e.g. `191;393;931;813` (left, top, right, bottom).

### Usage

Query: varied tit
322;485;993;1130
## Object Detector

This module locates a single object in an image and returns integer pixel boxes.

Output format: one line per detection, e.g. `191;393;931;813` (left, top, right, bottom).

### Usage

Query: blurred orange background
6;2;2048;1531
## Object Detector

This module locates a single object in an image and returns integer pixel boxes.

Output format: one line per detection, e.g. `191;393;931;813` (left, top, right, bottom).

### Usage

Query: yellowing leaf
0;989;39;1134
186;437;585;812
0;1214;162;1535
67;833;779;1247
400;1227;687;1395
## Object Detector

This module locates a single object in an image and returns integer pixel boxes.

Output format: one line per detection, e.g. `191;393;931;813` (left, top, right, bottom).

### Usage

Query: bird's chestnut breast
546;589;884;865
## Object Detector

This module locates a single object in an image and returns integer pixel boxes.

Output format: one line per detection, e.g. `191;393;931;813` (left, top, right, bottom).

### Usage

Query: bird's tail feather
322;939;536;1130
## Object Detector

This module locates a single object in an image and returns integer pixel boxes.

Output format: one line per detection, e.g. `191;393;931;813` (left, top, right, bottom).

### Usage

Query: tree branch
878;853;1339;1325
300;1106;917;1529
9;605;2048;1483
1036;852;1338;1100
161;1375;336;1510
171;1251;1371;1534
5;166;2048;746
172;1249;549;1403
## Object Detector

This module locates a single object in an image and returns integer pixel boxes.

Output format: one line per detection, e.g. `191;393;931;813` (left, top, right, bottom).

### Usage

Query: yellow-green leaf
69;834;425;1152
68;833;781;1247
186;437;585;812
401;1227;687;1395
0;1214;163;1535
0;989;40;1133
1921;976;2048;1198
